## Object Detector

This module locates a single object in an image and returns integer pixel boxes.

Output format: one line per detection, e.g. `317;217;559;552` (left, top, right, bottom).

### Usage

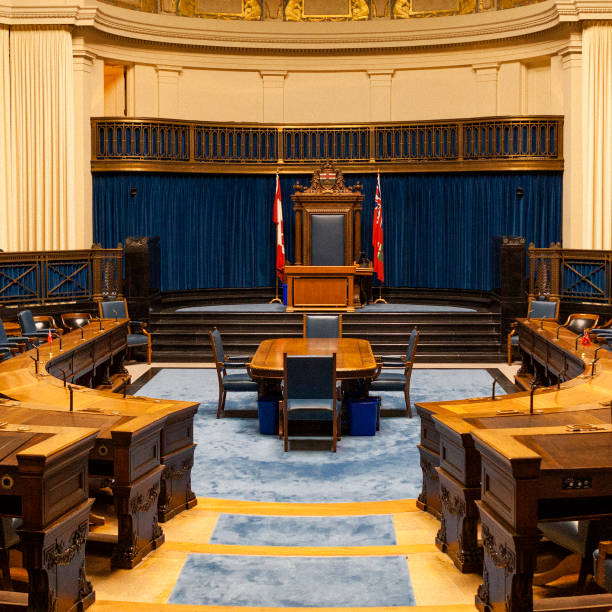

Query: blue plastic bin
258;397;279;435
282;283;288;306
347;397;379;436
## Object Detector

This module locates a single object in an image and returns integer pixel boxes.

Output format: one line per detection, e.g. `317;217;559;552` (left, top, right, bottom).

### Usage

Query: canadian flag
273;174;285;281
372;173;384;283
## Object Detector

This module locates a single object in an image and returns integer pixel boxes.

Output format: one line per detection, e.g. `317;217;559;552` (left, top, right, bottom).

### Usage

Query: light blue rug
177;302;475;312
136;368;503;502
210;514;397;546
169;554;415;607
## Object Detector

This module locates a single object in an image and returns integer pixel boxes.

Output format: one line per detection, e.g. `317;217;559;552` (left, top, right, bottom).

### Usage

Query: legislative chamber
1;0;612;611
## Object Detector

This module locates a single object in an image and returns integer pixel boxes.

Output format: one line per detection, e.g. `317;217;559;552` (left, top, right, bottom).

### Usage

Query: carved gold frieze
284;0;370;21
178;0;262;19
393;0;476;19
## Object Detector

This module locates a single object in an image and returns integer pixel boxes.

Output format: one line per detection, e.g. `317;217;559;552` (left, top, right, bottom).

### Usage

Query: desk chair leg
332;416;337;453
217;390;226;419
147;342;151;365
404;388;413;418
507;336;512;366
283;407;289;452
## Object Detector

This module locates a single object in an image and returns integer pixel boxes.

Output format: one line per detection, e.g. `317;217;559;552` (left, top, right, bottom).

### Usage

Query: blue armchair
0;318;36;353
99;299;151;364
303;314;342;338
282;353;339;452
209;327;257;419
370;327;419;417
507;298;559;365
17;310;60;344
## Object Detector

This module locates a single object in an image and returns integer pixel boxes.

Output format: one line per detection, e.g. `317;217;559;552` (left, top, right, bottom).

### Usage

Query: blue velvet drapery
92;172;561;292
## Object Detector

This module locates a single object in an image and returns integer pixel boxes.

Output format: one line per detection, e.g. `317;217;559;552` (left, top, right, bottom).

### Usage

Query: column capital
558;32;582;68
367;69;394;85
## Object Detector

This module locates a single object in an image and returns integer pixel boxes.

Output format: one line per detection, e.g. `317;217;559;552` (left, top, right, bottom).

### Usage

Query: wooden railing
0;245;123;306
91;116;563;172
529;243;612;305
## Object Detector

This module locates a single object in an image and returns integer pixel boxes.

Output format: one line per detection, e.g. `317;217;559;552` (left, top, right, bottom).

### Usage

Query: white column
72;37;95;248
0;26;12;251
260;70;287;123
368;69;394;122
156;65;182;118
559;33;583;248
472;63;499;116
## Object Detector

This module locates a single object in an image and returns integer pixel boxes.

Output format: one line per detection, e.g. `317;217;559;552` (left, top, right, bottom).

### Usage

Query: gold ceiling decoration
98;0;545;18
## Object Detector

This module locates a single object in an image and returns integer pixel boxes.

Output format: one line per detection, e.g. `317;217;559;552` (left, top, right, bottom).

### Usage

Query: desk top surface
250;337;377;379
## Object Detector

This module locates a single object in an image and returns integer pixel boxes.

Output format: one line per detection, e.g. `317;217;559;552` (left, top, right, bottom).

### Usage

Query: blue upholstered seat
370;327;419;417
507;298;559;364
0;319;36;353
17;310;56;343
209;327;256;418
303;314;342;338
282;354;339;451
99;299;151;363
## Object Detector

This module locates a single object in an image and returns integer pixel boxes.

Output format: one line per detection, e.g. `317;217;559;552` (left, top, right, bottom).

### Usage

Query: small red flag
580;330;592;346
273;174;285;282
47;329;52;343
372;173;384;283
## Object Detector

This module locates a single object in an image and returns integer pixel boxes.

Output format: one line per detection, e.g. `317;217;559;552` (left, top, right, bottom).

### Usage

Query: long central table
249;338;378;382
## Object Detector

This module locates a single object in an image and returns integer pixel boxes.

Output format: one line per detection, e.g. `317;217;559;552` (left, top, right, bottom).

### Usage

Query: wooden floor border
195;498;418;516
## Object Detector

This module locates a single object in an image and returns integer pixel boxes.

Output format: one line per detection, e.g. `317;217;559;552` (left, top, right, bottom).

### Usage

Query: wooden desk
0;321;199;568
473;425;612;612
0;423;97;612
284;265;373;311
249;338;378;382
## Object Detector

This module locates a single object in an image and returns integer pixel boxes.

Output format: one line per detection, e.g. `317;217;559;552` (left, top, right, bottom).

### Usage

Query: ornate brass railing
529;244;612;305
92;117;563;172
0;246;123;306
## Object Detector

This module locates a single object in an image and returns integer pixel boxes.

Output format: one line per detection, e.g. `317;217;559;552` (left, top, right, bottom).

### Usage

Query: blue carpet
177;302;475;312
210;514;397;546
169;554;415;607
136;368;503;502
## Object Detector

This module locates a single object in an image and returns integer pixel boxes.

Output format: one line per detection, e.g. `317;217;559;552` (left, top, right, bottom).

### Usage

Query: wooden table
0;321;199;569
473;425;612;612
0;422;98;611
249;337;378;385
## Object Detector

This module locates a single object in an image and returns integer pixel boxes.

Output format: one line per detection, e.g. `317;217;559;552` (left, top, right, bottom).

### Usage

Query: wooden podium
285;161;373;312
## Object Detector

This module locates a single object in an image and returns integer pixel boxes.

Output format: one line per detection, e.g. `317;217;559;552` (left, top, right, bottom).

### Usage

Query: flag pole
270;170;283;304
270;275;282;304
374;285;387;304
373;169;387;304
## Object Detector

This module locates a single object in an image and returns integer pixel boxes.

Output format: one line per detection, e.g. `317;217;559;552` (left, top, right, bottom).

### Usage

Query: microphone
80;326;85;340
29;355;39;375
112;309;118;322
68;385;74;412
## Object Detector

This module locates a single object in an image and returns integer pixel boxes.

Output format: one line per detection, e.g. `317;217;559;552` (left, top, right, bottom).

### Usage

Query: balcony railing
0;246;123;306
529;244;612;305
92;117;563;172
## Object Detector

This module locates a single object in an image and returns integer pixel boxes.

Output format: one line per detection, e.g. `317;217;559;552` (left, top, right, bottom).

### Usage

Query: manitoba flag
372;173;384;283
273;174;285;281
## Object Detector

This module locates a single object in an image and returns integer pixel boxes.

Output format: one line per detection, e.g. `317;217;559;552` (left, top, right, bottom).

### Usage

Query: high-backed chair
33;315;63;335
60;312;92;331
0;319;34;353
282;353;339;452
595;540;612;592
303;314;342;338
209;327;257;419
370;327;419;418
17;310;59;344
99;299;151;364
539;519;612;592
507;298;560;364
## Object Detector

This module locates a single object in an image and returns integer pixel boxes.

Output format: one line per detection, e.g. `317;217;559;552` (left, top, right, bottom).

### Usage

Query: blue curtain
93;171;561;292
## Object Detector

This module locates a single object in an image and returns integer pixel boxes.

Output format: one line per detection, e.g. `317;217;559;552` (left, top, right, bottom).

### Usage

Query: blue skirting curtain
93;171;561;292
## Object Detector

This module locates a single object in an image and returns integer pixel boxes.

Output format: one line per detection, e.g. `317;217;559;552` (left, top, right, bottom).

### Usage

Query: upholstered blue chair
282;353;339;452
507;298;559;364
370;327;419;418
303;314;342;338
99;299;151;364
17;310;60;344
0;318;36;353
539;520;612;591
595;540;612;592
209;327;257;419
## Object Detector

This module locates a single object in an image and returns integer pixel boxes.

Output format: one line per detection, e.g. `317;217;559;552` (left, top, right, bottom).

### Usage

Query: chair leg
283;406;288;452
216;390;226;419
507;336;512;366
332;416;337;452
147;340;151;365
404;387;412;418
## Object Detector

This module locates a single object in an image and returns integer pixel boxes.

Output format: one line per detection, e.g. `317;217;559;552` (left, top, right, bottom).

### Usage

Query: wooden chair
98;299;151;364
209;327;257;419
507;298;559;365
303;314;342;338
595;540;612;592
33;315;63;335
555;313;600;339
17;310;60;345
370;327;419;417
282;353;339;452
60;312;92;331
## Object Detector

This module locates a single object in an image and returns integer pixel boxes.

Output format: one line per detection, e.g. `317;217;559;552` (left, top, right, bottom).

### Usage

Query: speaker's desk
0;422;97;612
284;265;373;312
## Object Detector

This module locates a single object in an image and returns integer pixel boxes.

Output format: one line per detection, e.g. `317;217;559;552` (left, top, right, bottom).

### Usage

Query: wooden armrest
595;540;612;588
